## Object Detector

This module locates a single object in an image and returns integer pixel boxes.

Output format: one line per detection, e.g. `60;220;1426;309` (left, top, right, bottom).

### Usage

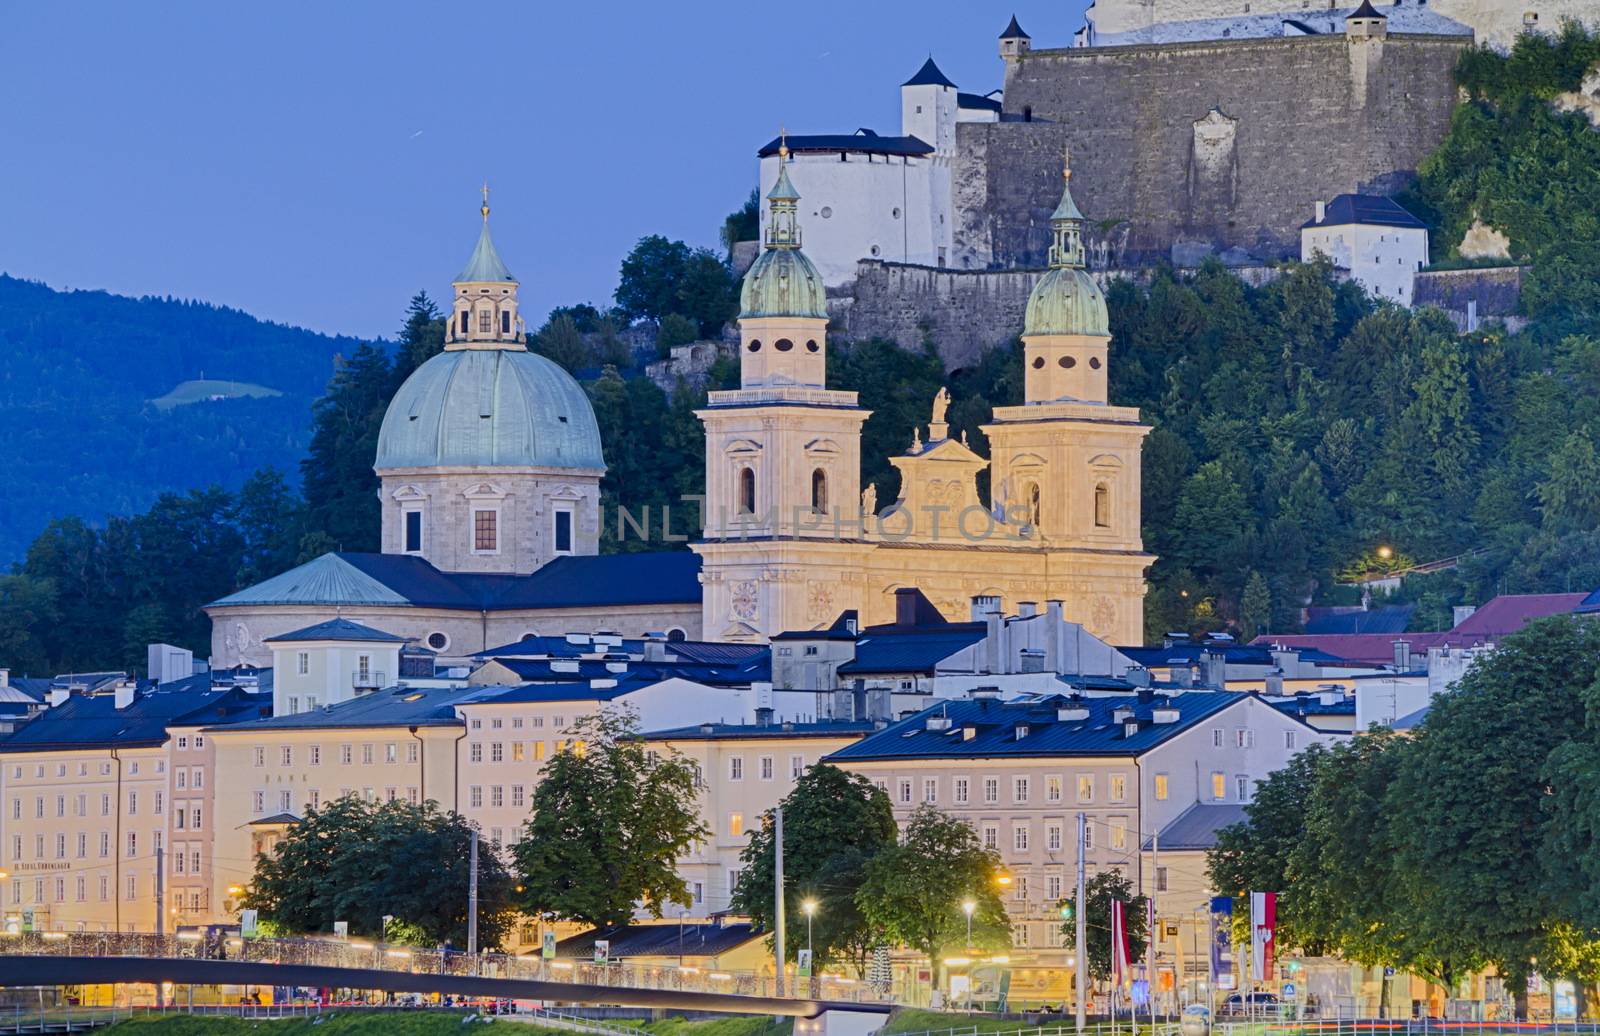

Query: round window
820;206;833;219
1031;357;1045;369
892;207;901;219
870;245;881;257
1060;356;1077;368
776;339;794;352
1089;356;1103;369
806;340;819;353
748;340;762;352
427;631;450;652
667;628;688;642
520;631;539;642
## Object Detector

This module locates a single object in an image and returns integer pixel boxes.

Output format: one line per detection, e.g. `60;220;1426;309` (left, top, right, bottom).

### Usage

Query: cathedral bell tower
447;185;526;349
1022;151;1111;405
692;145;872;640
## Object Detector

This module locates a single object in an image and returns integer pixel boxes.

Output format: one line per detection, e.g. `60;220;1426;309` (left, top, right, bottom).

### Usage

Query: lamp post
962;899;976;947
802;899;816;957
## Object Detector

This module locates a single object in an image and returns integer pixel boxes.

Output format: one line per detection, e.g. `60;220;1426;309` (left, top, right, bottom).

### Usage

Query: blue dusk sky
1;2;1090;340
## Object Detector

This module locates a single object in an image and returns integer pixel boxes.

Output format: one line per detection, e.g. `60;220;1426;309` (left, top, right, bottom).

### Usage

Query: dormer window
459;311;469;335
501;311;511;335
478;311;492;333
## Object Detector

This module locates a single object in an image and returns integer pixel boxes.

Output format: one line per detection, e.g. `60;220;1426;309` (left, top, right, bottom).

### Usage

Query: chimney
0;668;9;688
48;687;69;708
1136;687;1155;705
1265;673;1285;696
985;606;1003;675
643;636;669;662
114;683;136;710
1452;605;1478;628
970;594;1001;622
1017;601;1038;618
754;706;775;726
1393;639;1412;670
1315;200;1326;223
896;588;920;627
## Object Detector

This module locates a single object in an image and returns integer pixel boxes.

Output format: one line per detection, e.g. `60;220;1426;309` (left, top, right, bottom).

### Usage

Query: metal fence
889;1021;1600;1036
0;930;885;1004
0;1003;496;1034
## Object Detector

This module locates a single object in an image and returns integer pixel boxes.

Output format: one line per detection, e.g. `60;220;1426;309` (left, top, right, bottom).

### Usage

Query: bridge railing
0;931;885;1004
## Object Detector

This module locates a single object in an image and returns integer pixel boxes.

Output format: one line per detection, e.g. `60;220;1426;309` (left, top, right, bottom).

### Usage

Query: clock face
731;581;759;621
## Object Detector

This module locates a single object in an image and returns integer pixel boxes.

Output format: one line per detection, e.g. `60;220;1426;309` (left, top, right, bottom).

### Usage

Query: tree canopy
1060;870;1150;984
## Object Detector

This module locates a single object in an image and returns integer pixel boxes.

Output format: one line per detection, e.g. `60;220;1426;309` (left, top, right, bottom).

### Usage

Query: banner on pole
1209;896;1234;990
1111;899;1132;987
1250;891;1277;982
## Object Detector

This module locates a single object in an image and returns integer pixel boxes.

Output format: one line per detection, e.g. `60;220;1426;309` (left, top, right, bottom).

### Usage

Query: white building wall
1302;223;1428;305
758;153;944;287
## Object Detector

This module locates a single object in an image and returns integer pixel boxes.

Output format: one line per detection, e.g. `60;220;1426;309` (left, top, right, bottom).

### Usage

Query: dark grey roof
212;551;702;611
642;720;878;742
958;92;1003;113
1000;14;1030;39
480;656;768;689
0;686;268;753
836;627;986;676
264;618;408;644
757;132;933;159
903;57;957;89
1142;802;1250;851
771;610;860;642
555;922;760;960
1393;704;1430;730
248;812;301;826
1303;604;1414;636
203;684;493;732
1303;194;1426;230
1348;0;1385;19
827;692;1246;763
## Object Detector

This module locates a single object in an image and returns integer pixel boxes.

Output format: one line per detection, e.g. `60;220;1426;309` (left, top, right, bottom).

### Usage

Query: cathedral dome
375;348;604;471
1023;266;1109;337
740;247;828;320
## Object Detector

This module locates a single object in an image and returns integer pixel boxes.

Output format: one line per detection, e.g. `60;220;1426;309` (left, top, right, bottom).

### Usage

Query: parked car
1221;992;1281;1016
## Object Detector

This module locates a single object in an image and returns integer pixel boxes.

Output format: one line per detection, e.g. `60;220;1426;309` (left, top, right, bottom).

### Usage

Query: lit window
729;812;744;837
1154;773;1169;801
1110;775;1126;801
1211;772;1227;800
1077;775;1093;802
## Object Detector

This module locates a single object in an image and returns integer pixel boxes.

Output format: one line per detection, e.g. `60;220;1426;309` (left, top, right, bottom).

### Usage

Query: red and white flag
1250;891;1277;981
1111;899;1132;986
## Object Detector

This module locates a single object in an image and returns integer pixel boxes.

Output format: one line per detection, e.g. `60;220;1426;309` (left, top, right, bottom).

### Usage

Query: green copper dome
375;349;604;471
1023;158;1108;337
1024;266;1109;336
739;158;828;320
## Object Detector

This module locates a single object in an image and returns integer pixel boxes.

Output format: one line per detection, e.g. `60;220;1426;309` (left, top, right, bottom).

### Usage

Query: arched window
1094;483;1111;528
1026;482;1042;529
738;467;756;516
811;468;828;514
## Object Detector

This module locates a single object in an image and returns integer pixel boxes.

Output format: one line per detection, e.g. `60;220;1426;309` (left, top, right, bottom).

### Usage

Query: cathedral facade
694;150;1151;644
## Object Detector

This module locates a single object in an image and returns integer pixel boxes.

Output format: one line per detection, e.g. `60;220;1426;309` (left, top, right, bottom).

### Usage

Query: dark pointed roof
1000;14;1031;39
903;57;957;89
1347;0;1385;19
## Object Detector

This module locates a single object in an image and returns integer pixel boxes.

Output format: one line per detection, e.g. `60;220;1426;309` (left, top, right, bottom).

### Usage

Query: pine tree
300;345;392;553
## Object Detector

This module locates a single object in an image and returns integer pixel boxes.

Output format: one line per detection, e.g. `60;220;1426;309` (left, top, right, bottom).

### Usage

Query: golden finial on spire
1063;143;1072;181
778;124;789;162
480;182;491;221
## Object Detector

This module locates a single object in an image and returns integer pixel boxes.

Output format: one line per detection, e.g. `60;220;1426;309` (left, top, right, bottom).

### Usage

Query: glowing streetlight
801;898;817;957
1377;545;1394;560
961;898;977;946
226;885;244;897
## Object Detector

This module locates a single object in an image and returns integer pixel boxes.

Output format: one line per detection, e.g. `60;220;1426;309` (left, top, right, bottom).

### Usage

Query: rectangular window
983;777;999;804
1047;874;1062;900
1111;818;1127;851
1014;776;1030;803
1236;729;1254;749
1047;823;1062;852
953;777;969;804
1155;773;1169;801
491;786;504;808
407;743;418;763
1076;775;1093;803
1110;774;1126;802
898;779;913;804
281;746;293;767
1084;823;1095;850
1046;776;1063;802
362;744;374;765
1013;825;1030;852
470;743;483;764
76;833;86;858
177;737;188;750
922;778;937;804
310;746;321;766
1156;866;1169;892
406;787;418;805
340;744;353;765
310;790;320;810
404;510;423;553
729;812;743;837
253;791;264;813
1212;728;1224;748
279;790;292;812
511;784;524;807
1212;772;1227;800
192;807;201;829
512;742;524;762
478;310;492;333
127;791;138;816
729;757;743;781
982;825;998;850
553;509;573;554
99;832;109;857
193;769;203;788
297;651;309;675
791;755;804;780
253;747;265;768
288;695;299;714
759;756;774;781
474;510;498;552
491;743;504;763
470;786;483;808
126;832;137;857
1286;731;1297;750
154;791;163;815
533;741;546;761
1237;775;1250;801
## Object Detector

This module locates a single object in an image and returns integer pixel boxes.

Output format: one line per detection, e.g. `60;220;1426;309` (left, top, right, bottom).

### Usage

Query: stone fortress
808;1;1593;361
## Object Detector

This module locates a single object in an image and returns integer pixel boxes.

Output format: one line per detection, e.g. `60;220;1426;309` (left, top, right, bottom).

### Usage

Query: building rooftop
826;691;1246;763
642;719;878;742
757;130;933;159
1088;3;1468;46
211;551;703;612
202;684;493;732
1303;194;1428;231
0;686;268;753
836;626;987;676
903;57;957;89
1303;604;1415;636
263;618;408;644
1142;802;1250;851
555;921;760;961
478;656;768;689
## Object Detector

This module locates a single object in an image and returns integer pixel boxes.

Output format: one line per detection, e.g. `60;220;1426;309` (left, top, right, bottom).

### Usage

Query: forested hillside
0;275;362;561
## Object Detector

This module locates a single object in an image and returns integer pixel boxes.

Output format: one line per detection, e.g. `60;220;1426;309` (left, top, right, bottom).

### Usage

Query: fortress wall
954;33;1468;269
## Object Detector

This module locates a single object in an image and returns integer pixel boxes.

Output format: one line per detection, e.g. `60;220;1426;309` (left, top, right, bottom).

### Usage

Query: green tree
1388;616;1600;1015
514;707;706;926
234;468;305;588
1536;427;1600;531
392;291;446;382
532;313;591;372
656;313;699;358
0;574;57;675
1238;571;1271;641
733;764;898;974
301;344;392;552
615;236;692;323
675;249;738;337
857;805;1010;979
244;795;514;948
1060;871;1149;984
721;190;760;254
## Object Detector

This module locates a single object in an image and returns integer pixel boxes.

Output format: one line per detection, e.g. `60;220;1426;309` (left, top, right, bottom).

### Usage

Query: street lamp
1377;545;1394;560
962;898;976;947
802;899;817;956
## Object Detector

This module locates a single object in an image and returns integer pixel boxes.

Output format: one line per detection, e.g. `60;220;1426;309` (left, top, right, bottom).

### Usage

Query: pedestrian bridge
0;932;889;1018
